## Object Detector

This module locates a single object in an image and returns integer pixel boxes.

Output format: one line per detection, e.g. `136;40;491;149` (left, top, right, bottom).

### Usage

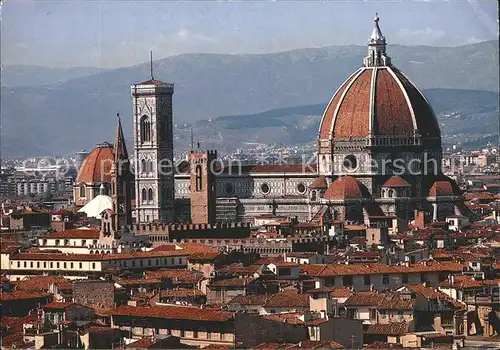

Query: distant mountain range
1;65;107;87
0;40;498;157
178;88;500;152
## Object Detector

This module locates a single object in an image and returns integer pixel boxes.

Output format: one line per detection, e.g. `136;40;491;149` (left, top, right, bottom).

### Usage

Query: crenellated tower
189;149;217;224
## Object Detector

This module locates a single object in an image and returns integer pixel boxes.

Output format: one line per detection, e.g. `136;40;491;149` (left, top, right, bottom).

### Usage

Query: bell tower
131;56;175;223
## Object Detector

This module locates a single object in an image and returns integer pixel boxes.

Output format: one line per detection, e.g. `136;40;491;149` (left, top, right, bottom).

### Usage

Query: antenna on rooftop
190;128;194;151
150;51;154;80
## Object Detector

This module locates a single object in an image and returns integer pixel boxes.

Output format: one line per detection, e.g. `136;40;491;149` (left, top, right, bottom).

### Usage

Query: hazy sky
1;0;498;69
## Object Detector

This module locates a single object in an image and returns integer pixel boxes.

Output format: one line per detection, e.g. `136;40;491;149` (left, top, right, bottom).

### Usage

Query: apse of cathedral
73;15;471;227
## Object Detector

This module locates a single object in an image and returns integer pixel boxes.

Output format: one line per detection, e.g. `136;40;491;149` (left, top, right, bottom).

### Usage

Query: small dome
75;143;114;183
310;176;328;189
428;178;462;197
324;176;370;200
383;176;410;188
77;194;113;219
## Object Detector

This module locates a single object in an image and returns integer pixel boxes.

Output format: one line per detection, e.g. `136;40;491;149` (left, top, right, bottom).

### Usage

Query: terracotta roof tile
124;337;156;349
14;276;69;292
291;341;344;349
42;228;100;239
116;278;162;286
429;180;459;197
301;261;464;277
392;68;440;139
42;302;77;310
324;176;370;200
144;269;203;283
383;176;411;188
82;326;119;334
0;290;51;301
263;291;309;309
107;305;233;322
374;68;414;137
252;342;295;349
75;143;114;183
309;176;328;189
209;277;256;288
160;289;205;298
439;275;500;289
363;322;408;336
332;69;372;138
188;252;222;261
365;342;403;348
135;79;172;87
226;295;268;306
319;71;359;139
0;314;38;332
261;313;305;325
330;288;354;298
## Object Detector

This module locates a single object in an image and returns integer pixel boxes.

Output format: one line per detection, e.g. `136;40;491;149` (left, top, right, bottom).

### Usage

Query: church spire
113;113;128;163
363;14;391;67
111;112;132;229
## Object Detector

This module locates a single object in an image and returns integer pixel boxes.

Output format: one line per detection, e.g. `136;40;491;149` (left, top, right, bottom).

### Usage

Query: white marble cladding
239;198;311;222
174;174;317;199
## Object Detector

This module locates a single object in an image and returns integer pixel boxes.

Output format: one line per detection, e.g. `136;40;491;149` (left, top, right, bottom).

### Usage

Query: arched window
195;165;203;191
140;115;151;143
79;185;86;198
141;188;147;202
147;160;154;173
148;188;154;201
388;189;394;198
141;159;146;174
107;222;111;234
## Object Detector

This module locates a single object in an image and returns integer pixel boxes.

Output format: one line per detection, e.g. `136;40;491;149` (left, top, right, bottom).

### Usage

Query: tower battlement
128;221;251;243
189;150;217;225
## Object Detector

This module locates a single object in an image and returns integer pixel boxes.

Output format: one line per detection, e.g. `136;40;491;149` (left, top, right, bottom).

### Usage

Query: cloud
170;29;216;43
397;27;446;44
465;36;483;44
15;42;28;49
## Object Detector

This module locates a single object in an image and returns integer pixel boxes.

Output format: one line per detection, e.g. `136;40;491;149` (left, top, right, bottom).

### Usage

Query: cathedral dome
75;142;114;184
318;16;440;143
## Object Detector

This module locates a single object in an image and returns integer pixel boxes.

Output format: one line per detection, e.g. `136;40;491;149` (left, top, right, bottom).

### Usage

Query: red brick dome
75;143;114;184
324;176;370;200
310;176;328;189
382;176;410;188
428;178;462;197
318;16;440;143
318;67;440;141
